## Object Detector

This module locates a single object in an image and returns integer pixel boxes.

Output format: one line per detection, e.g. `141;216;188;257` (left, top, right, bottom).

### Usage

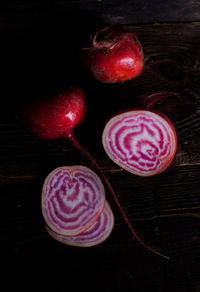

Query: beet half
102;109;177;177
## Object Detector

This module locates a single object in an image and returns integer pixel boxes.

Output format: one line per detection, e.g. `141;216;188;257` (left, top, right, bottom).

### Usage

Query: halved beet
42;166;105;236
102;110;177;176
45;201;114;247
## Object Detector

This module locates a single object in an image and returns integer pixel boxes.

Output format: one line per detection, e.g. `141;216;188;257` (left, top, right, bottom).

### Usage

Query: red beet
82;27;144;83
102;109;177;176
23;87;86;139
24;87;168;258
45;200;114;247
42;166;106;236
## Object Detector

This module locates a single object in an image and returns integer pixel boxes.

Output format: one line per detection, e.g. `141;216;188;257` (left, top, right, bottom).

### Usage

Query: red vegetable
82;27;144;83
23;87;86;139
102;109;177;176
42;166;106;236
45;201;114;247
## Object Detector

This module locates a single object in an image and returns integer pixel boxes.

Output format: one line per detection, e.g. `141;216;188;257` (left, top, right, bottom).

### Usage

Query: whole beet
82;27;144;83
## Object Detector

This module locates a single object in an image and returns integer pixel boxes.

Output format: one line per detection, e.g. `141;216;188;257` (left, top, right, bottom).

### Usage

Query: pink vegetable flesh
82;27;144;83
42;166;106;236
102;110;177;176
45;201;114;247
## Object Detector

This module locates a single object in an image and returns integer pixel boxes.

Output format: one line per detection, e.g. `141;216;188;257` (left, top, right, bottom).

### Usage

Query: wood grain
1;22;200;291
1;0;200;29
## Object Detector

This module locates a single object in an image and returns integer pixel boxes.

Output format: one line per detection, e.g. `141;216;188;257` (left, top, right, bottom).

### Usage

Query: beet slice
45;201;114;247
102;110;177;176
42;166;106;236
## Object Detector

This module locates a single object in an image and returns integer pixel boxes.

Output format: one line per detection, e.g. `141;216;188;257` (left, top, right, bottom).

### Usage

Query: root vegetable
82;27;144;83
23;87;86;139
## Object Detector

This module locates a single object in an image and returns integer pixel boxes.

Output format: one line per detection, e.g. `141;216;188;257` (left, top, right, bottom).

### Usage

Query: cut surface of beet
102;110;177;176
45;200;114;247
42;166;106;236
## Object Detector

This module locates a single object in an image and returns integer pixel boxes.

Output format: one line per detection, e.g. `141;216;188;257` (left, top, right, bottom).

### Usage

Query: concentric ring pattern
42;166;105;236
45;201;114;247
102;110;177;176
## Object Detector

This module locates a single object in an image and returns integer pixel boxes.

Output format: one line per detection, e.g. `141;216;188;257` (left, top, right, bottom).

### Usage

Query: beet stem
144;92;178;109
67;132;169;260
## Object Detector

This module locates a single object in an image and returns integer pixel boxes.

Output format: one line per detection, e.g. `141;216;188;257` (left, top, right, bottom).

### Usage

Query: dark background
1;1;200;291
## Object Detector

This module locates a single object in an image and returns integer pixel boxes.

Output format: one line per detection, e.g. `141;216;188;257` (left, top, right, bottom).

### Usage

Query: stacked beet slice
42;166;114;247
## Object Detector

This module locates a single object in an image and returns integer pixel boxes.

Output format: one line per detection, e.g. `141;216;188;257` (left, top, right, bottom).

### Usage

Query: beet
23;87;86;139
81;27;144;83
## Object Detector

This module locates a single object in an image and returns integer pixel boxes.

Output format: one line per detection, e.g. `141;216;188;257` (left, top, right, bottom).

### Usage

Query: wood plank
1;0;200;30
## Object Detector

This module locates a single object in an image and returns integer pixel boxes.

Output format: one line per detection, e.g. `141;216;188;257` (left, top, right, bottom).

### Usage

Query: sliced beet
102;110;177;176
42;166;106;236
45;201;114;247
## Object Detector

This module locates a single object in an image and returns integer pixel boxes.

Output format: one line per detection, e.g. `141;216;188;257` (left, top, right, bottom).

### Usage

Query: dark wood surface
1;6;200;291
1;0;200;28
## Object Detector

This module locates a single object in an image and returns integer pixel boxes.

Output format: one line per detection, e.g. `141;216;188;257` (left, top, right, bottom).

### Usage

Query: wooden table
1;1;200;291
